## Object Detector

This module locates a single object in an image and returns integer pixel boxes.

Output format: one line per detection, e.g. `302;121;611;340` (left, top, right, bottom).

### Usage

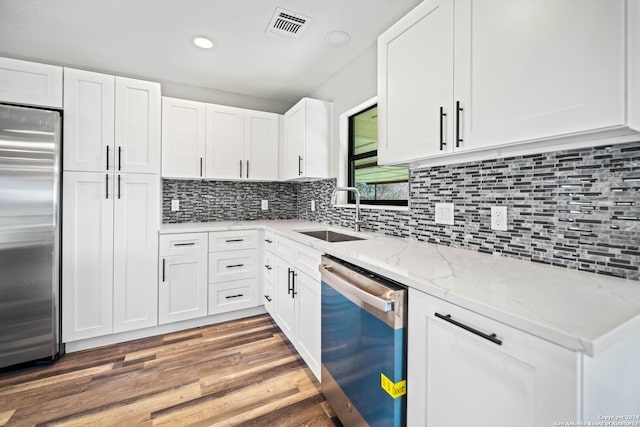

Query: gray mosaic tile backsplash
163;141;640;280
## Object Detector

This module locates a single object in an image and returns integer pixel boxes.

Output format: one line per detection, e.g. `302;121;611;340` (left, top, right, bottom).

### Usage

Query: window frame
347;104;409;206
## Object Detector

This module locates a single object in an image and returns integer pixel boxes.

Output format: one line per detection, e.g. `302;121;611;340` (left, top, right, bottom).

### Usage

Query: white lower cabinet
271;234;322;380
207;230;259;315
408;288;578;427
158;233;208;324
63;172;159;341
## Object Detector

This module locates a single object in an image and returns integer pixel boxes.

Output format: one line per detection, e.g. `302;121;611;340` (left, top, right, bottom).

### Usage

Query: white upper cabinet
0;57;63;108
64;69;160;173
378;0;639;165
115;77;161;174
205;104;245;179
283;97;332;180
378;0;454;164
161;97;206;178
244;110;279;180
63;69;115;172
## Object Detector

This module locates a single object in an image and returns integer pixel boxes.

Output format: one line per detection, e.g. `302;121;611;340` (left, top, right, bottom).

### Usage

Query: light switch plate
261;200;268;210
171;199;180;211
311;200;316;211
435;203;454;225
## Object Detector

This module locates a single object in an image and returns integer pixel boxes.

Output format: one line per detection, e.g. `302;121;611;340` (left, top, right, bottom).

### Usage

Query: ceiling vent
266;7;312;39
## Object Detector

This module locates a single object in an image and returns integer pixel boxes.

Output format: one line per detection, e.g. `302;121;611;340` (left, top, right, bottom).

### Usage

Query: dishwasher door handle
320;264;393;313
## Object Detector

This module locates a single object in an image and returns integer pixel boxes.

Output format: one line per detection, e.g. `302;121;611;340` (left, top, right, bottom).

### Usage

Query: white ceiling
0;0;422;104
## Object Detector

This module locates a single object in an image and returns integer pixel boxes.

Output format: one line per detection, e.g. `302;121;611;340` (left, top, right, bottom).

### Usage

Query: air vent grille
267;8;312;39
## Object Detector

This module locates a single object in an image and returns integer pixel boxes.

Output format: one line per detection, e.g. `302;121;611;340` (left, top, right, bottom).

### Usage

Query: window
348;104;409;206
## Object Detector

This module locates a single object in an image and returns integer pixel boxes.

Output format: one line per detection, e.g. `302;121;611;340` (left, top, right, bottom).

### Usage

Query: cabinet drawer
159;233;207;257
208;279;258;315
263;230;275;252
274;234;295;263
294;243;323;281
263;251;275;283
263;280;274;313
208;249;258;283
209;230;258;252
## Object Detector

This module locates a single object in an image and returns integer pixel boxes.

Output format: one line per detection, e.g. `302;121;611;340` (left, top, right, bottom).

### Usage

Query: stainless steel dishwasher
320;255;407;427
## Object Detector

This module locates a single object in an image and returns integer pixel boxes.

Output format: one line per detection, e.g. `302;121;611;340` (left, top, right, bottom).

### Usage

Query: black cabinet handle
200;157;203;177
456;101;464;148
226;239;244;243
105;174;109;199
264;295;272;302
298;155;303;176
264;239;273;244
226;264;244;268
264;264;272;270
239;159;243;178
287;267;293;294
117;174;121;199
290;270;297;299
174;242;195;247
435;312;502;346
118;146;122;171
225;294;244;299
162;258;166;282
106;146;110;170
439;107;447;151
246;160;249;178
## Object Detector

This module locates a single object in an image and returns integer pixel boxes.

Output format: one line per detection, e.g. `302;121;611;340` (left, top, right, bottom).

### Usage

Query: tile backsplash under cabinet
163;141;640;281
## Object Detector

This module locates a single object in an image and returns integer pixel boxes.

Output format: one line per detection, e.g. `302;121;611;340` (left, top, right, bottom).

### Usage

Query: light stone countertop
160;220;640;357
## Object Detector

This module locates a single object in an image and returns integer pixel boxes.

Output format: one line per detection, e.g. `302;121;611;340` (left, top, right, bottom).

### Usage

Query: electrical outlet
491;206;507;231
434;203;454;225
310;200;316;211
261;200;268;210
171;199;180;211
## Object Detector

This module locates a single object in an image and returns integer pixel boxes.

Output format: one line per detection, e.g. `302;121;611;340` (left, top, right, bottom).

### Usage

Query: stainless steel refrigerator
0;103;61;369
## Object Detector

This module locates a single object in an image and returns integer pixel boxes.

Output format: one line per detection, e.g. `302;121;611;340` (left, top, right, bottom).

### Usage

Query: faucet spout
330;187;364;232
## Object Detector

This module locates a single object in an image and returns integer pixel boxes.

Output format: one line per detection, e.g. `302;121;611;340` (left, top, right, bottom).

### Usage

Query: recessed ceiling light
326;31;351;46
191;36;215;49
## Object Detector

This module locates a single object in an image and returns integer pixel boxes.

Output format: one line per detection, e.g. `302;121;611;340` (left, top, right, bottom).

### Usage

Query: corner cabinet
378;0;640;166
282;98;332;180
0;57;62;108
408;288;640;426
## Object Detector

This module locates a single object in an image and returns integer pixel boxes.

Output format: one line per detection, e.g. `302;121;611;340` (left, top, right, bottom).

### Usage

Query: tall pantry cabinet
62;68;161;342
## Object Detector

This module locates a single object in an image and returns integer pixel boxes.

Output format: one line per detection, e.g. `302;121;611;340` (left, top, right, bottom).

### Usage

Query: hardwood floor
0;314;341;426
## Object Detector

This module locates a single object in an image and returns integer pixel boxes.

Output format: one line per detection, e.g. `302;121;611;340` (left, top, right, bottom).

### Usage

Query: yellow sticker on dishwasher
381;373;406;399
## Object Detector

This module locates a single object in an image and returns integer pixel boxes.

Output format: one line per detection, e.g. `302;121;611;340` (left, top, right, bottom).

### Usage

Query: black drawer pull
225;294;244;299
264;264;272;270
264;295;272;302
264;239;273;243
174;243;195;247
225;239;244;243
435;312;502;346
226;264;244;268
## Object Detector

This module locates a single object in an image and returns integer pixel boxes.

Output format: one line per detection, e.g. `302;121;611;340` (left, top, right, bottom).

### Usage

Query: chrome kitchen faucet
330;187;364;232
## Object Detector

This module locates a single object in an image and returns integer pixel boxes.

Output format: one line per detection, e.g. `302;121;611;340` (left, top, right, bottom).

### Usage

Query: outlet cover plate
310;200;316;211
435;203;454;225
261;200;268;210
491;206;508;231
171;199;180;211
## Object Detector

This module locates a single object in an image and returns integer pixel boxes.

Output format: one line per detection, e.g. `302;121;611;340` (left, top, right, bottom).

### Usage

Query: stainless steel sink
297;230;365;242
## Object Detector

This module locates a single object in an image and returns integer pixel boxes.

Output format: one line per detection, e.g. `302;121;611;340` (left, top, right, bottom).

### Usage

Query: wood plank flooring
0;314;341;426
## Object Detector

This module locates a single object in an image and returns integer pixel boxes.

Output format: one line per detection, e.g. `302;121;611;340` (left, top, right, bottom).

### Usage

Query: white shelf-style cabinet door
245;110;279;180
62;172;114;342
407;288;577;427
159;233;208;324
378;0;454;165
453;0;626;152
63;68;115;172
294;271;321;380
115;77;161;174
274;256;295;338
161;97;206;178
113;173;159;333
205;104;245;179
284;101;305;180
